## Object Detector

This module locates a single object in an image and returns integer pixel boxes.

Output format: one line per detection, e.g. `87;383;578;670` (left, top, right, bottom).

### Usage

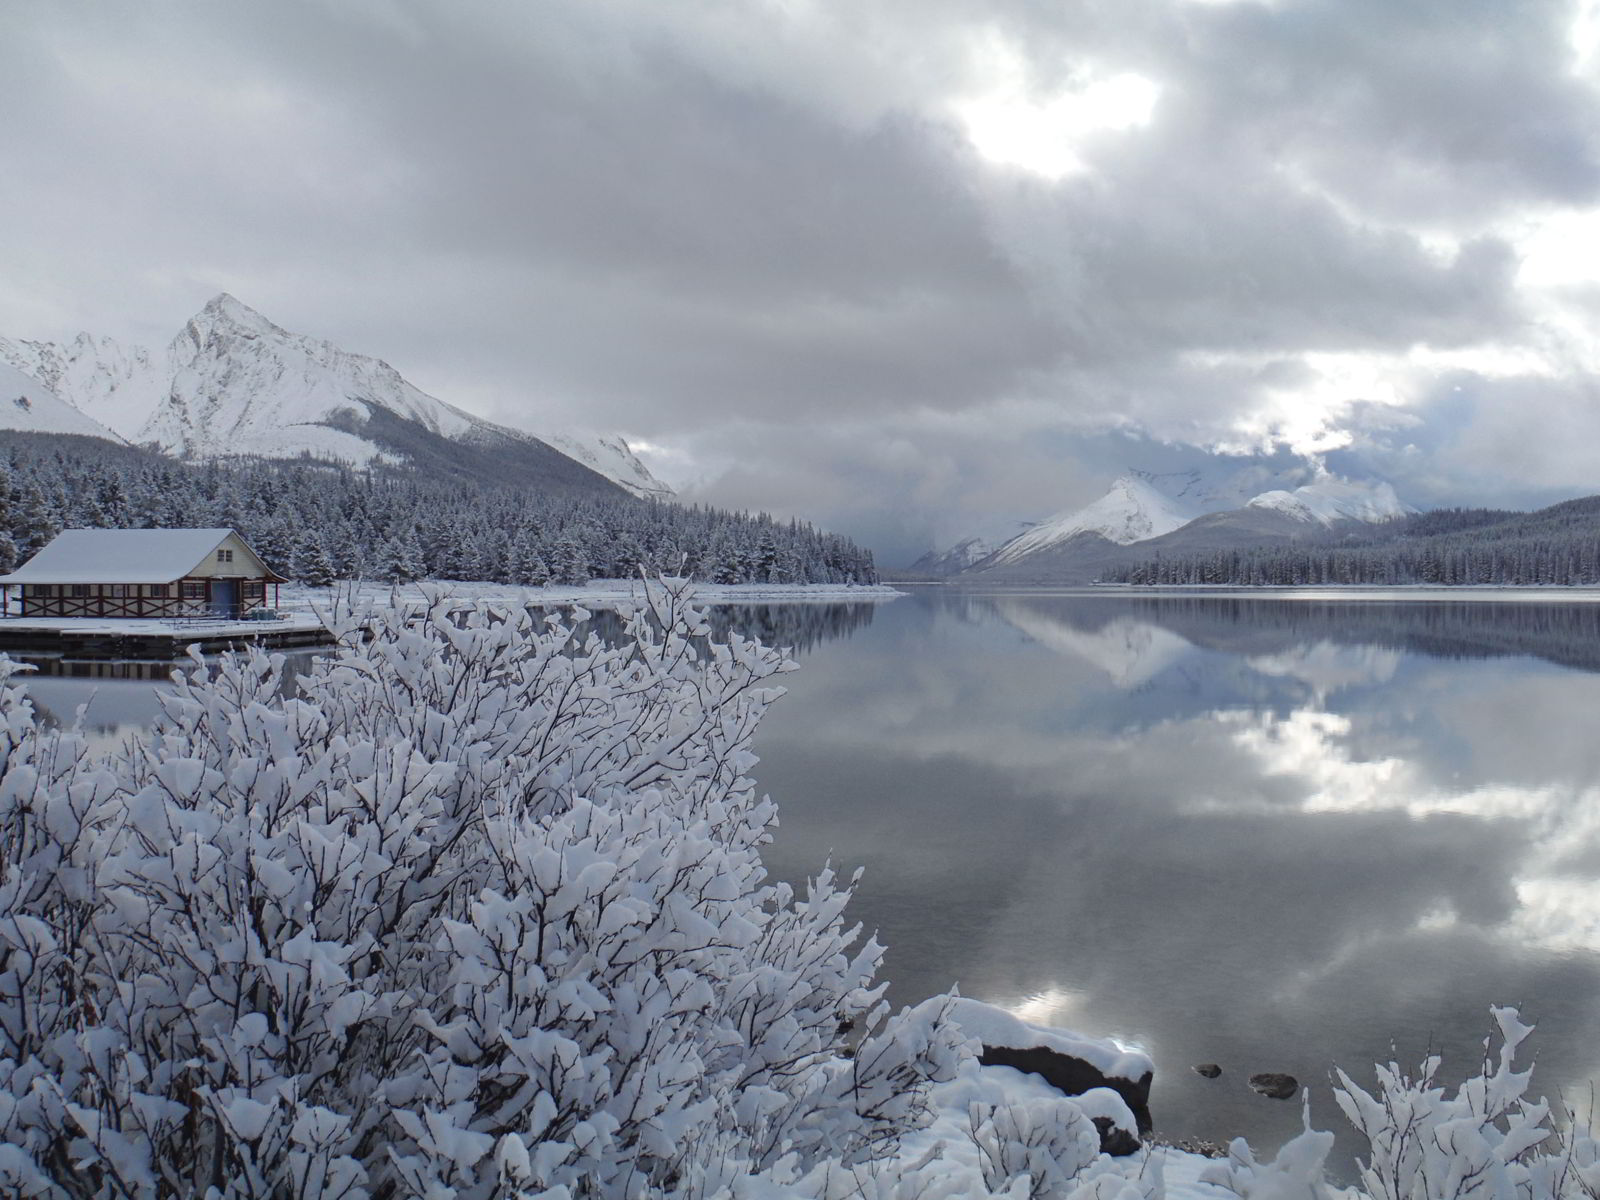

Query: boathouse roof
0;528;286;585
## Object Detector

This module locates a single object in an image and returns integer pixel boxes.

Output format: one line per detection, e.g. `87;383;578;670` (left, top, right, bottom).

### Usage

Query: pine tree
379;530;425;583
292;531;338;587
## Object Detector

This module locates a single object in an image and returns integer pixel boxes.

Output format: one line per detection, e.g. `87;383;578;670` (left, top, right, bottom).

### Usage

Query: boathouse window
242;581;264;599
110;585;126;598
70;585;89;598
147;584;169;598
217;549;233;563
182;581;207;600
34;585;53;597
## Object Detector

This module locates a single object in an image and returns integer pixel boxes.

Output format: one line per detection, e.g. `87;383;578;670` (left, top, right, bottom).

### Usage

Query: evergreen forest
0;433;878;586
1103;499;1600;586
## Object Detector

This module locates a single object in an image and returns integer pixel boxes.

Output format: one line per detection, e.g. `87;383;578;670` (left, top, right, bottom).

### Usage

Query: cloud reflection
753;591;1600;1165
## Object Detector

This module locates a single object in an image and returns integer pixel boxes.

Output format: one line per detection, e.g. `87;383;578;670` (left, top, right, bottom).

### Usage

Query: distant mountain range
910;468;1414;583
0;294;670;500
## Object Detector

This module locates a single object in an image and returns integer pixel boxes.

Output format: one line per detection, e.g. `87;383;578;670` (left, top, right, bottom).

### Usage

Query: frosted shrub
1333;1007;1600;1200
967;1093;1101;1200
1198;1108;1335;1200
0;582;966;1198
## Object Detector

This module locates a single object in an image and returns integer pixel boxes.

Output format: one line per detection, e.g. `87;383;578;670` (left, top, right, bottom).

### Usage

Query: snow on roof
0;528;256;584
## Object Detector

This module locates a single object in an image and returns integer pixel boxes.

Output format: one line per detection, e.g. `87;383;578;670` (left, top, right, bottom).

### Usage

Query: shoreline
279;578;907;611
886;580;1600;602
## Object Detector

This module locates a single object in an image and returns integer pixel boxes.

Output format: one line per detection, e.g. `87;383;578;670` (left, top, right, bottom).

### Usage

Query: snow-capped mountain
0;360;127;441
907;535;1000;576
1246;475;1411;525
0;295;671;499
917;465;1413;583
988;475;1200;565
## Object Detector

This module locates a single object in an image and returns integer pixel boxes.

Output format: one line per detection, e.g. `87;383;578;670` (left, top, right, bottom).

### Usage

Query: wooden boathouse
0;528;287;619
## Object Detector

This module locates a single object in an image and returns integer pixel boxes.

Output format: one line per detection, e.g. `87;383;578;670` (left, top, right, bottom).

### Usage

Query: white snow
991;476;1201;563
0;331;163;439
0;294;674;497
0;613;327;636
1246;475;1411;526
0;528;243;584
945;997;1153;1085
535;429;674;499
0;360;127;440
280;578;905;611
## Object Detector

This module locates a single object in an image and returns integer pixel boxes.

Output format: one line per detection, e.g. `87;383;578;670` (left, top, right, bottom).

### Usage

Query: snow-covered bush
1198;1106;1335;1200
1334;1007;1600;1200
0;582;966;1197
968;1093;1101;1200
8;576;1598;1200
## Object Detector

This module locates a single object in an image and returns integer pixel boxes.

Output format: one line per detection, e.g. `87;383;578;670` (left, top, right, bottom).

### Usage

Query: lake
749;587;1600;1167
17;587;1600;1170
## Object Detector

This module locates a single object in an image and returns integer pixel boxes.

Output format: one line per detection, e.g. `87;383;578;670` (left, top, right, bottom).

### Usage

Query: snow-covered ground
279;578;906;611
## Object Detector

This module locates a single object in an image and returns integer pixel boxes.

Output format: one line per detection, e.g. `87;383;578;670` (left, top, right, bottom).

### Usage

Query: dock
0;614;337;657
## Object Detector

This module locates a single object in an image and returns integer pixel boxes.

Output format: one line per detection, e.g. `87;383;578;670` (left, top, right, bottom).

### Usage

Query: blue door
210;579;239;618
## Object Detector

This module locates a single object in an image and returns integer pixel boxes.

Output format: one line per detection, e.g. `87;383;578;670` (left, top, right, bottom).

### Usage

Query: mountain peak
193;292;281;336
988;474;1200;564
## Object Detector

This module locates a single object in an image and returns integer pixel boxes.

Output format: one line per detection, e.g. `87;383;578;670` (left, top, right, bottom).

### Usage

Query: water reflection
565;600;880;655
7;600;882;749
751;589;1600;1171
14;650;327;752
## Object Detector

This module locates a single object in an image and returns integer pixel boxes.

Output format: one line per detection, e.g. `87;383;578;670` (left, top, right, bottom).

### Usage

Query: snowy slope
1246;475;1411;525
535;431;673;500
0;360;126;440
0;295;673;498
989;476;1199;564
908;535;999;575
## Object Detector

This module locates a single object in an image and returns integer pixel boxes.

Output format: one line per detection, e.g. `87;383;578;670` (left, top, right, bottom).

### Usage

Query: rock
1073;1088;1142;1157
1194;1064;1222;1079
947;998;1155;1146
1248;1072;1297;1100
1093;1116;1142;1157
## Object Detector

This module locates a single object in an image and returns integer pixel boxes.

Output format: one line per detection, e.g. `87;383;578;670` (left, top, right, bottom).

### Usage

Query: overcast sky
7;0;1600;564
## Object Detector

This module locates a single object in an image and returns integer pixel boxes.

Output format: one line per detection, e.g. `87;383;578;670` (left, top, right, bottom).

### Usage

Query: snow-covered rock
946;997;1155;1142
0;294;673;498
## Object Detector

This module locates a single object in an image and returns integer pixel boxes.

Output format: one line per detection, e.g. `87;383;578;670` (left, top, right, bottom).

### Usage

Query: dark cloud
4;1;1600;560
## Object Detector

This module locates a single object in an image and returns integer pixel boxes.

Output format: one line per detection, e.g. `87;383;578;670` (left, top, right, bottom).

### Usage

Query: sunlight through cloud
952;39;1159;180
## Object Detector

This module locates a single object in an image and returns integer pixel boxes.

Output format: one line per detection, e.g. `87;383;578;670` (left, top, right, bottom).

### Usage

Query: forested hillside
0;433;877;585
1103;499;1600;586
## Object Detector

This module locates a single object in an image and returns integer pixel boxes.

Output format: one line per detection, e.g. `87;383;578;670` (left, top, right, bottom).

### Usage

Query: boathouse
0;528;287;619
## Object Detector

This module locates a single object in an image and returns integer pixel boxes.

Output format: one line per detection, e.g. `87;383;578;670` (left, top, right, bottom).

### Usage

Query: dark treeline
573;601;879;657
1104;498;1600;587
0;433;878;585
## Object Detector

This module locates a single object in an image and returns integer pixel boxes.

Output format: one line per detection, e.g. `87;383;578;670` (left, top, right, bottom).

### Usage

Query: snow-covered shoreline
894;581;1600;603
279;578;906;611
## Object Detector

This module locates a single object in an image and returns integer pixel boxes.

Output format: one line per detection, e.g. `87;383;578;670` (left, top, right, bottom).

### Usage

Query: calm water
17;589;1600;1167
751;588;1600;1165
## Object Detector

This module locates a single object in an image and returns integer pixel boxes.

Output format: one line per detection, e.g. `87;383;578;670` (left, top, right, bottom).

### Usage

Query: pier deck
0;614;336;656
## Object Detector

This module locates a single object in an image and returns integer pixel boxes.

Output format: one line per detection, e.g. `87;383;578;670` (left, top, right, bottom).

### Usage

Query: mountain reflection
985;591;1600;675
751;589;1600;1174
